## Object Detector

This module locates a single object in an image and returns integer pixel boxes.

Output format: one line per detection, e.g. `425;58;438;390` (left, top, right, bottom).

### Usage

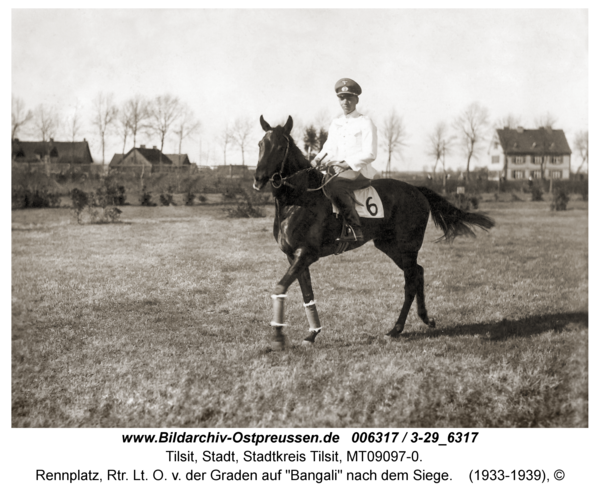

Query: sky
11;8;588;172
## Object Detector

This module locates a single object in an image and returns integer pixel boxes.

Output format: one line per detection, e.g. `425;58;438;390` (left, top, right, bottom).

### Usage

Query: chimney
83;138;87;142
140;145;146;149
545;126;552;134
516;126;524;133
153;146;157;150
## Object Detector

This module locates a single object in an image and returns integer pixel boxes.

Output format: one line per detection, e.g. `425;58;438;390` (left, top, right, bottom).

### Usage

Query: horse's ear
260;115;271;132
283;116;293;135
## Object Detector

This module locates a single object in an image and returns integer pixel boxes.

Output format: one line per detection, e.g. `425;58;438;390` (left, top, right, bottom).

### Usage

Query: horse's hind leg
296;268;322;345
416;265;435;329
374;240;432;337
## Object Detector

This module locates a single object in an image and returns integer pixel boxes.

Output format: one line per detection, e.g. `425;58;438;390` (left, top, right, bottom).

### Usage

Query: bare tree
221;123;233;176
380;109;408;178
173;105;200;165
426;122;453;183
534;112;558;128
117;108;131;158
66;104;82;171
149;94;182;156
92;92;118;165
453;102;490;182
232;117;254;166
573;130;588;175
12;96;33;140
33;104;59;141
122;96;150;150
494;113;522;129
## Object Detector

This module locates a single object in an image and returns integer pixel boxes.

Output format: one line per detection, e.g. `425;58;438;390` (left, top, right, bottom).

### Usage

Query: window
551;156;563;164
533;171;542;179
514;170;524;179
551;171;562;179
534;156;543;164
512;156;524;164
491;156;500;164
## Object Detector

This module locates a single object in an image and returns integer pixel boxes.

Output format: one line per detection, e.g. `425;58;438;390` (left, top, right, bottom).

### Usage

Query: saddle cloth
332;186;384;219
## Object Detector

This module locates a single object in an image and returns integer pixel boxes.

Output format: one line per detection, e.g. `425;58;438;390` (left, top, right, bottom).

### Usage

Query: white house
487;127;571;180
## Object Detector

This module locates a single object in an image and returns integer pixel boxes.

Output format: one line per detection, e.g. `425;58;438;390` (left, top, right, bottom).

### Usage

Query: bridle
268;132;291;189
265;132;347;192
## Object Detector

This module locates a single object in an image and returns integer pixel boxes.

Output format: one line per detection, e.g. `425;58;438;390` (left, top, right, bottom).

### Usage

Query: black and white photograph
8;5;593;491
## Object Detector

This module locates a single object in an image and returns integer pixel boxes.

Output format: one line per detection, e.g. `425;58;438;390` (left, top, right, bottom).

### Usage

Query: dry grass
12;201;587;427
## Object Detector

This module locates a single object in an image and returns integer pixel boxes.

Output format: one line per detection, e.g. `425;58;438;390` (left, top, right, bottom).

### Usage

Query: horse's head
253;115;293;191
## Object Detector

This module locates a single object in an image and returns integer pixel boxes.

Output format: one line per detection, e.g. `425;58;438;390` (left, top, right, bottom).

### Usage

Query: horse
253;115;494;349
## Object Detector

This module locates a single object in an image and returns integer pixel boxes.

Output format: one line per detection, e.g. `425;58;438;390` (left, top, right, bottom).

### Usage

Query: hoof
302;331;319;345
428;318;436;329
271;327;287;351
385;329;402;339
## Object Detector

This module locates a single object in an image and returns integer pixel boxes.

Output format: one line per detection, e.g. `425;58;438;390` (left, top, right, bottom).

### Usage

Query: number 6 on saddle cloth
330;187;384;219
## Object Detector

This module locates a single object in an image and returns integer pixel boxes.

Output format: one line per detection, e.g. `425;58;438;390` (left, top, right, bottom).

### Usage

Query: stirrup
338;224;364;243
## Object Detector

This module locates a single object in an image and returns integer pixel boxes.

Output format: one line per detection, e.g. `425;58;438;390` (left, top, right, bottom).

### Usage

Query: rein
268;137;346;193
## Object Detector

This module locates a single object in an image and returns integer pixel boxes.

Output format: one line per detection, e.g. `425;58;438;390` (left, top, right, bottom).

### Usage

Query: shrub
226;190;265;218
95;176;127;207
12;186;61;210
449;193;479;211
222;189;239;201
550;188;570;211
159;185;177;206
71;188;122;224
140;186;156;206
197;194;207;203
531;186;544;202
184;190;196;206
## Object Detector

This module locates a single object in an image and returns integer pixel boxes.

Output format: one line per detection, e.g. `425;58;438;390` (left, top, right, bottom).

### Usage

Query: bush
12;186;61;209
226;190;265;218
197;194;207;203
71;188;122;224
140;186;157;206
531;186;544;202
222;189;239;201
550;188;570;211
159;185;177;206
449;193;479;211
184;190;196;206
94;176;127;207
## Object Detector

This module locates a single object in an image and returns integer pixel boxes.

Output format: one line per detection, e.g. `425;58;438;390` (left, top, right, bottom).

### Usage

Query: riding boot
331;192;365;242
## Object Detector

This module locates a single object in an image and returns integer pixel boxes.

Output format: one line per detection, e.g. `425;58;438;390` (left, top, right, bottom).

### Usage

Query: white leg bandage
271;294;288;327
303;300;322;332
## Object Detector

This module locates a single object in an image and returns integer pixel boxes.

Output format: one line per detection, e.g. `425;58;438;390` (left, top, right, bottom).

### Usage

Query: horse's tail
416;186;495;242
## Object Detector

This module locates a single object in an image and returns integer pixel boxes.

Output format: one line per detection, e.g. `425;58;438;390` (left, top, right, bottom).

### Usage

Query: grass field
12;198;588;427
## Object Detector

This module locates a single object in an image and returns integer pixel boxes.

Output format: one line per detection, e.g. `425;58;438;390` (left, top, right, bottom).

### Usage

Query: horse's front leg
270;248;316;349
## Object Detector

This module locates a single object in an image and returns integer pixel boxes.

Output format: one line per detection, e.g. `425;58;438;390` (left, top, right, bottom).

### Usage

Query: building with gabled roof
12;138;97;173
109;145;171;174
488;127;571;180
109;147;196;174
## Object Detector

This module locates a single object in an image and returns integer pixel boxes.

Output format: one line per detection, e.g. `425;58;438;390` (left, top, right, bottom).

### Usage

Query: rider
312;78;378;242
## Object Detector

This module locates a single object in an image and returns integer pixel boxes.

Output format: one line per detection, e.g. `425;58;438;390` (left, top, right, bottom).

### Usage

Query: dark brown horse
253;115;494;348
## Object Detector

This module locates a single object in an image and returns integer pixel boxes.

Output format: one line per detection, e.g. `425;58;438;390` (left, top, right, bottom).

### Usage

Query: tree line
13;95;588;178
11;94;200;165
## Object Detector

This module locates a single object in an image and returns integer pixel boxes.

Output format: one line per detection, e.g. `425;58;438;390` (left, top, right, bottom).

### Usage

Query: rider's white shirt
314;110;378;179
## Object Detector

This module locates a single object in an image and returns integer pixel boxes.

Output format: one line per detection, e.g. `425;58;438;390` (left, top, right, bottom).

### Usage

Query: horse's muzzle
253;177;267;191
